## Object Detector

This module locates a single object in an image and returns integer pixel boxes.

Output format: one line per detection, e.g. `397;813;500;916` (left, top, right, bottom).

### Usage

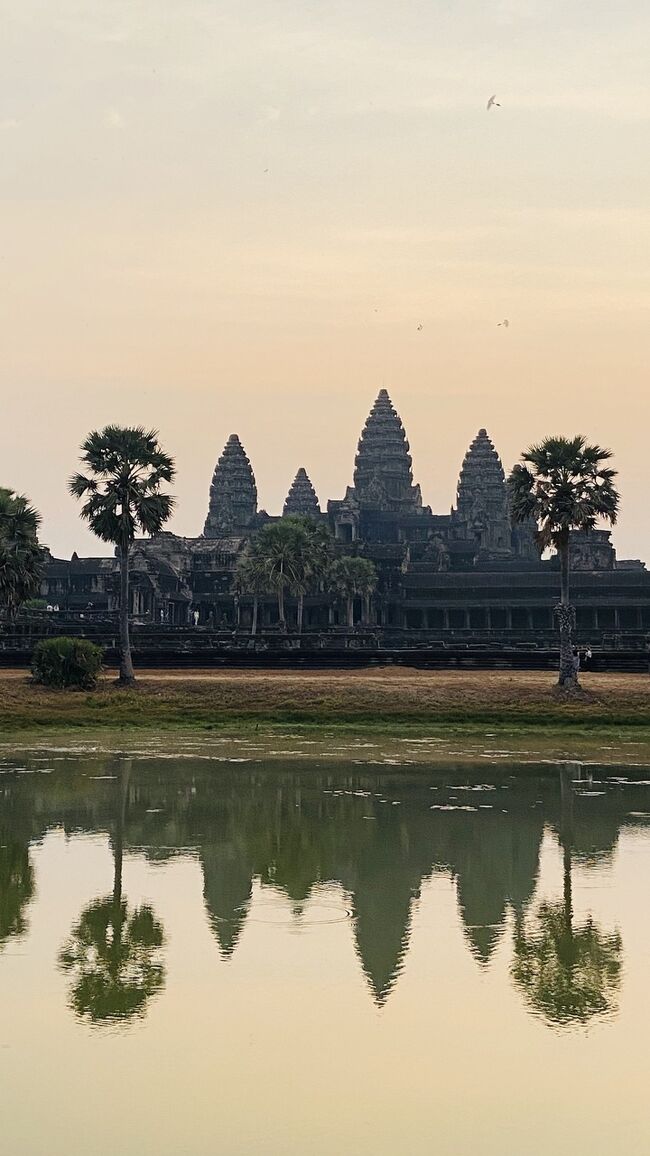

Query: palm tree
511;765;622;1026
357;559;378;625
234;549;269;636
328;556;378;628
58;760;166;1025
508;436;619;687
286;517;333;633
247;521;305;631
0;488;44;621
0;840;34;951
69;427;176;684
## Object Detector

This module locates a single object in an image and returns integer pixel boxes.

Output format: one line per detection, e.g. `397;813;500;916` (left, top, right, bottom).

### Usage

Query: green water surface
1;745;649;1155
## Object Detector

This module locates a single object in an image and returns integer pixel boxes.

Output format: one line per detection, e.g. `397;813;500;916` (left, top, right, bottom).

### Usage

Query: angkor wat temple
44;390;650;644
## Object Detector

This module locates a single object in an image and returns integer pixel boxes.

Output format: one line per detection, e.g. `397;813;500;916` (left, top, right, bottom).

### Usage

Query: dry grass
0;667;648;733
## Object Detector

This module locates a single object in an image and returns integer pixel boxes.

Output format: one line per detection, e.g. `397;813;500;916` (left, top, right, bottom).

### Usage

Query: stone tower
283;468;321;519
203;434;258;537
453;429;511;555
352;389;423;511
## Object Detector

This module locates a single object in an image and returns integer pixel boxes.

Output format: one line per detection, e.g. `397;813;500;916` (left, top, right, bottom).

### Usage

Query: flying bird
487;95;501;111
417;323;423;331
498;319;509;328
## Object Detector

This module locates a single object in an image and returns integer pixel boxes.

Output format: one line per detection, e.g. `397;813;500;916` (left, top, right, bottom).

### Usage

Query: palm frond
512;435;619;539
70;427;176;548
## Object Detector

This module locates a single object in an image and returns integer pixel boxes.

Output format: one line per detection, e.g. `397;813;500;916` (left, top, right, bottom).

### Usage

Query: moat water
2;742;650;1155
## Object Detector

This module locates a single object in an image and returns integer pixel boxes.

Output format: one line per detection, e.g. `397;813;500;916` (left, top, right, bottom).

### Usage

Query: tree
0;488;44;621
69;427;175;685
234;548;269;636
0;841;34;951
59;760;166;1025
241;518;334;634
508;436;619;687
287;517;334;633
328;556;377;628
511;766;622;1026
247;520;305;630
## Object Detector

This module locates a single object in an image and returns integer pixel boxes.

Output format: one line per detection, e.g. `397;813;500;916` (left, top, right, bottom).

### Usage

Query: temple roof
353;389;422;511
203;434;258;537
283;467;321;519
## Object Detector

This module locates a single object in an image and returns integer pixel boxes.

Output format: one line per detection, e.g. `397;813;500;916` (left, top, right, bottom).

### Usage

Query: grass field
0;668;648;736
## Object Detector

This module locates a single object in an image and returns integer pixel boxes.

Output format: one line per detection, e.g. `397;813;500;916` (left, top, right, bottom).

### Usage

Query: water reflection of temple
0;757;643;1010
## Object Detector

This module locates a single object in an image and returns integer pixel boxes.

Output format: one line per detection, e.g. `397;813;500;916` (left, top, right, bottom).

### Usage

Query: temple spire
453;429;510;554
283;468;321;518
352;389;422;511
203;434;257;537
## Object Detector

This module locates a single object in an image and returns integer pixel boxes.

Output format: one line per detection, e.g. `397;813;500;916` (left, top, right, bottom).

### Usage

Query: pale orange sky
1;1;649;560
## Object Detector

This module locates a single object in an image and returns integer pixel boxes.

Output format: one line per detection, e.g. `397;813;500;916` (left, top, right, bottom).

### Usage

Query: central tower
352;389;423;512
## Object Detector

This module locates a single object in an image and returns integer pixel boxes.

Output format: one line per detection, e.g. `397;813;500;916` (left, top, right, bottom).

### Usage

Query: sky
1;0;649;560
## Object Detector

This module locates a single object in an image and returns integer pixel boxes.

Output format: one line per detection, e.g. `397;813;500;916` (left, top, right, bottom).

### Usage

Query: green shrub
32;637;103;690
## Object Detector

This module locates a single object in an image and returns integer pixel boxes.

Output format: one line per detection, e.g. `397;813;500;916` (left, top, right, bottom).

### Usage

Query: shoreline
2;725;650;767
0;669;649;761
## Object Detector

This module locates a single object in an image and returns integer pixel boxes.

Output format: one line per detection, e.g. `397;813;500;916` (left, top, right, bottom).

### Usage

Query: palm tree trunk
251;596;258;637
557;531;576;687
560;765;574;934
297;593;304;634
347;596;354;628
363;593;371;626
113;758;131;908
118;547;135;685
278;584;286;630
112;759;131;956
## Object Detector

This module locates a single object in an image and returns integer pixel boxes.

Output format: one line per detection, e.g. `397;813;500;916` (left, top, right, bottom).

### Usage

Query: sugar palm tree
248;521;306;630
0;488;44;621
328;556;377;628
69;427;176;684
287;517;334;632
356;558;378;625
511;766;622;1026
59;760;166;1025
234;548;269;636
0;840;34;951
508;436;619;687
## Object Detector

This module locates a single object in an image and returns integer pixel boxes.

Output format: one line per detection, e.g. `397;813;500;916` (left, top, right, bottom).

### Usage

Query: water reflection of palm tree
512;765;622;1026
59;760;165;1025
